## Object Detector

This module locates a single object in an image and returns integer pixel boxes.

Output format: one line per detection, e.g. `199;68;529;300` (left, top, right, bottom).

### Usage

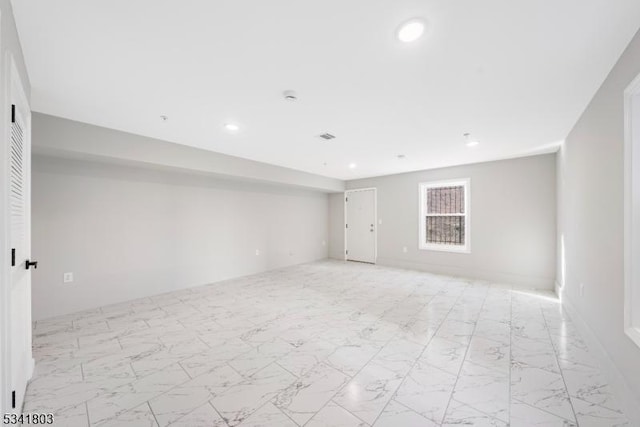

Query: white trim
344;187;377;264
418;178;471;253
623;72;640;348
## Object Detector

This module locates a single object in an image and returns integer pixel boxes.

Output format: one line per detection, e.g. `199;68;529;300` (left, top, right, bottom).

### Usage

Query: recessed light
224;123;240;132
397;18;426;43
464;133;480;147
349;163;357;169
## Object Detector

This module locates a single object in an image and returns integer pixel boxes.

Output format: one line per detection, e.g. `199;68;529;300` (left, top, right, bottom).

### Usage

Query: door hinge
11;390;15;409
11;248;15;267
345;224;348;229
346;250;349;255
345;197;348;202
11;104;15;123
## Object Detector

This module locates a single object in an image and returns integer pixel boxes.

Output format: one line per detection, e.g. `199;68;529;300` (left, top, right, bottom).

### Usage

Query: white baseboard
376;257;554;290
561;293;640;426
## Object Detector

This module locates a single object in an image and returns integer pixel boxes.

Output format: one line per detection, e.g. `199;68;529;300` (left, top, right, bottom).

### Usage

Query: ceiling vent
318;133;336;140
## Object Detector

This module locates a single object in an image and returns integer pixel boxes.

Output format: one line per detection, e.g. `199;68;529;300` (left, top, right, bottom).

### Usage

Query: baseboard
375;257;554;290
561;294;640;426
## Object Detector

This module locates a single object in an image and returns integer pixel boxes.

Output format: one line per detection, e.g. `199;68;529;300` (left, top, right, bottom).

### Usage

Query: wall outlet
579;283;585;297
255;249;260;256
403;246;408;253
63;272;74;283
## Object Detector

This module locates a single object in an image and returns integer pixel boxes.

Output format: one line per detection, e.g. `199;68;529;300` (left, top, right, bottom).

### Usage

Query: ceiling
11;0;640;180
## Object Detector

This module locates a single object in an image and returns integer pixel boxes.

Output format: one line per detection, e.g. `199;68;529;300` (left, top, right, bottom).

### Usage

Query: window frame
418;178;471;253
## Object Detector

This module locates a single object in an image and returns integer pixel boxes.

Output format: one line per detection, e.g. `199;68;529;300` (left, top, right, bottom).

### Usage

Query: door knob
25;260;38;270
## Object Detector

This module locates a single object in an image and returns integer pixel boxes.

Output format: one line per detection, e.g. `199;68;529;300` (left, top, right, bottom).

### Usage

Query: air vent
318;133;336;140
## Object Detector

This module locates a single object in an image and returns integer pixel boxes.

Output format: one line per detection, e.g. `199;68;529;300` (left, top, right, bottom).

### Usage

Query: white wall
334;154;557;289
0;0;31;414
32;155;329;320
557;28;640;421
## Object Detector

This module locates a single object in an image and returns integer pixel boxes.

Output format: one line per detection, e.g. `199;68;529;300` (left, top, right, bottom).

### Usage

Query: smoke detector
464;133;479;147
318;133;336;140
283;90;298;101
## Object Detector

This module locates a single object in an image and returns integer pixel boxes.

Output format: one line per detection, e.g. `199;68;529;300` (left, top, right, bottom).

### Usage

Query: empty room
1;0;640;426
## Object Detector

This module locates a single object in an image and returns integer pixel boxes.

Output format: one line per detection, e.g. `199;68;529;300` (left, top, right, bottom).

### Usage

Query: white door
345;189;376;263
7;64;33;413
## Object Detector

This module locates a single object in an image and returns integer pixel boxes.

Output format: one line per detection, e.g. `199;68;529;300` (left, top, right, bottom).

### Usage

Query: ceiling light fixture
349;163;357;169
397;18;426;43
464;133;480;147
224;123;240;132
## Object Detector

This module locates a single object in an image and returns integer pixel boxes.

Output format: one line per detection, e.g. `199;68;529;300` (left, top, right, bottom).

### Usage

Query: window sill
419;244;470;254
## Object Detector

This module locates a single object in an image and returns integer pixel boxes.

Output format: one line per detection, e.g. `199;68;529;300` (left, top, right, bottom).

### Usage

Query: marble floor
25;260;628;426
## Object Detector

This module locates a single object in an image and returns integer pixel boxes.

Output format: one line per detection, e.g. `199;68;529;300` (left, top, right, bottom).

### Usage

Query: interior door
8;69;32;413
346;189;376;263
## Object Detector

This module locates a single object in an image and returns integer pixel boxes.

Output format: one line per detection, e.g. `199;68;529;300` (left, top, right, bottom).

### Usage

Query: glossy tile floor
26;261;628;426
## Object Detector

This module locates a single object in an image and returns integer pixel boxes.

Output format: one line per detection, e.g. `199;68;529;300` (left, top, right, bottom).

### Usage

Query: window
419;179;470;252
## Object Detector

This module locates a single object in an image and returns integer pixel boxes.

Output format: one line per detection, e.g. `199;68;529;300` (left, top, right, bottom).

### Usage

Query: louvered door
9;99;31;413
10;105;26;267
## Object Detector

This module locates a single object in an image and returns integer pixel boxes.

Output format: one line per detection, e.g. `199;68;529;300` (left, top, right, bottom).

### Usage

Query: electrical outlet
255;249;260;256
63;272;74;283
403;246;408;253
579;283;585;297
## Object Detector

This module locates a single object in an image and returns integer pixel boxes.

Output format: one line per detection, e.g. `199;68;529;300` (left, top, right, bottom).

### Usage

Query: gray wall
334;154;557;289
32;156;329;320
557;28;640;415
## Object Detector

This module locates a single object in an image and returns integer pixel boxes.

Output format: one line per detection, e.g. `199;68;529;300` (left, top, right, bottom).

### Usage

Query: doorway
345;188;377;264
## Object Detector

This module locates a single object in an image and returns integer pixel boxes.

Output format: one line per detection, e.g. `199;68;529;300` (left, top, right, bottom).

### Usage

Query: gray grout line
368;285;471;427
146;401;162;427
85;401;91;427
540;305;580;425
440;285;492;424
207;400;231;427
512;397;578;424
